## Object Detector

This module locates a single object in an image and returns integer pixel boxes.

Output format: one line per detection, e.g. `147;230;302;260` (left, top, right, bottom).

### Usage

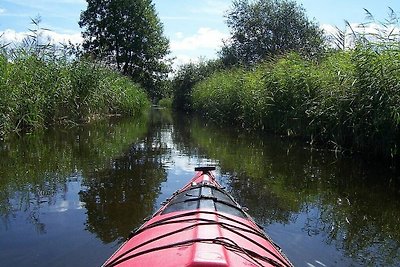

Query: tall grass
349;45;400;156
157;97;173;108
192;48;400;159
191;9;400;159
0;22;150;137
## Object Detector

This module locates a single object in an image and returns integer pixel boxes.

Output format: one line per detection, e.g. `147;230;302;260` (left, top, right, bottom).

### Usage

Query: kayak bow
102;166;293;267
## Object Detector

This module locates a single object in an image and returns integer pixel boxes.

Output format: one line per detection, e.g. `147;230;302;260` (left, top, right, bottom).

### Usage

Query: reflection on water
80;141;168;243
188;117;400;266
0;109;399;266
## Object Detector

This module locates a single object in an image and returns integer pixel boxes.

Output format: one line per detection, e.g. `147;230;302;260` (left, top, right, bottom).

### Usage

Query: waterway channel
0;108;399;266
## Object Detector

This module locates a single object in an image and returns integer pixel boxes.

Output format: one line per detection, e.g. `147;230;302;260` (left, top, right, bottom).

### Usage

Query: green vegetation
157;97;172;109
172;0;324;112
1;0;399;161
172;5;400;160
172;60;222;112
79;0;171;100
192;48;400;158
221;0;324;66
0;20;150;137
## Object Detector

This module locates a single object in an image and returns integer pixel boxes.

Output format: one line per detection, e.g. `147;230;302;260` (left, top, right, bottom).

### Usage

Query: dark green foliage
221;0;325;66
79;0;171;99
261;54;320;133
192;68;251;124
172;59;222;112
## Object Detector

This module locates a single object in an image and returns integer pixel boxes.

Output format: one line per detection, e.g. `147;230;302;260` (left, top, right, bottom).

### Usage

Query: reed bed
192;47;400;158
0;43;150;137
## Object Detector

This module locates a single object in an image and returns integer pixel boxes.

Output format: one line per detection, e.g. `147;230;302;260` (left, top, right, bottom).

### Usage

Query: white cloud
0;8;6;14
174;54;199;66
321;24;337;36
0;28;83;45
45;31;83;44
322;22;400;49
1;29;28;43
175;32;184;39
169;27;229;69
170;27;228;51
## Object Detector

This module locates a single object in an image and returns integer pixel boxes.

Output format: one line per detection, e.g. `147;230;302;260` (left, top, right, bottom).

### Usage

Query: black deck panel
161;184;246;218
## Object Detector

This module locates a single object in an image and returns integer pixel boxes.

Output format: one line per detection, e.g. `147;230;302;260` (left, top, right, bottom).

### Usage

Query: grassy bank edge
191;49;400;159
0;52;151;138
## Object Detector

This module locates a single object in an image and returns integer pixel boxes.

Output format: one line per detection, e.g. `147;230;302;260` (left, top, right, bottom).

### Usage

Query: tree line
169;0;400;161
77;0;325;102
4;0;398;161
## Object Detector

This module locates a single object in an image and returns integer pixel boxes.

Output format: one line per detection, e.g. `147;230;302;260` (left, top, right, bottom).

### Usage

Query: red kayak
102;167;293;267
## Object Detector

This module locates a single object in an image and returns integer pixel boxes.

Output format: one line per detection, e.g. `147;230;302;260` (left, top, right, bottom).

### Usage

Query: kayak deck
161;183;247;218
103;167;293;267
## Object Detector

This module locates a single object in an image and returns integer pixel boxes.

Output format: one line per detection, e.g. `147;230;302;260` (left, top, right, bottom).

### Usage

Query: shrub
172;59;222;112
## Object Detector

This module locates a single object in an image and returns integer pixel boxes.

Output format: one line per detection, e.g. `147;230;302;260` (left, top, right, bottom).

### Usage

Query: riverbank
191;47;400;160
0;50;150;137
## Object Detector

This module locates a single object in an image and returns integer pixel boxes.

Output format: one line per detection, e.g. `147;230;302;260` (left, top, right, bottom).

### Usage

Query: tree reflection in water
80;140;168;243
186;116;400;266
1;110;399;266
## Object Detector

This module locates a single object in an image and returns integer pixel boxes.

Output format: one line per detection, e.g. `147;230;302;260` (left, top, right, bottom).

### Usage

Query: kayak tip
194;166;216;173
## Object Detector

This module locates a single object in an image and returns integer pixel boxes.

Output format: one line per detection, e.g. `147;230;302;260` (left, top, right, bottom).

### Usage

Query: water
0;109;399;266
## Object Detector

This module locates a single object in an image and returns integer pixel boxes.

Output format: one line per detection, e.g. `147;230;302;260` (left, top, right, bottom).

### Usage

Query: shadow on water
0;108;399;266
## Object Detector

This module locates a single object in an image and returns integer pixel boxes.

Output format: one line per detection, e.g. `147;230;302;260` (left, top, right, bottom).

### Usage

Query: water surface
0;109;399;266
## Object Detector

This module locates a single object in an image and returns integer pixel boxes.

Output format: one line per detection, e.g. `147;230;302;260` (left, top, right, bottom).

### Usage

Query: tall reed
192;48;400;159
349;44;400;156
191;8;400;159
0;22;150;137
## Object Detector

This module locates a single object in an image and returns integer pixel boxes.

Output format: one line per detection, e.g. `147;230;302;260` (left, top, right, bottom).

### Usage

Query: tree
221;0;325;66
79;0;170;100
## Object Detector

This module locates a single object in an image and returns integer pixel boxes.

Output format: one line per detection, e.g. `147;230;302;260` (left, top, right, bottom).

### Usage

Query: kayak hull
103;167;293;267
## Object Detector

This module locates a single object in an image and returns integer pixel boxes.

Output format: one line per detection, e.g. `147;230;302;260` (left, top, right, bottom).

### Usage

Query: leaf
363;8;375;22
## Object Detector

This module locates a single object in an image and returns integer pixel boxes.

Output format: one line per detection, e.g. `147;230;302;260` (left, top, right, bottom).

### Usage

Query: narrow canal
0;108;399;266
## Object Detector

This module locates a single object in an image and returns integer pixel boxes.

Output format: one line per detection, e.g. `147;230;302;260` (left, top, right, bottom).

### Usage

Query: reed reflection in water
0;109;399;266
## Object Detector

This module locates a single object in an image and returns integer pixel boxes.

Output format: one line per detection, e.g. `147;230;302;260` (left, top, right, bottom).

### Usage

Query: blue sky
1;0;399;67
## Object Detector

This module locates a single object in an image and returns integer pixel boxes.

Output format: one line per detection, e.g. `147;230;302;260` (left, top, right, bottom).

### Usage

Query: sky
1;0;400;68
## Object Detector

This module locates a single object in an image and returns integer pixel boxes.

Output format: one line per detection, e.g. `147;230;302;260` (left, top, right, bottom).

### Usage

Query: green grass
191;8;400;160
192;48;400;159
172;59;223;112
0;42;150;137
